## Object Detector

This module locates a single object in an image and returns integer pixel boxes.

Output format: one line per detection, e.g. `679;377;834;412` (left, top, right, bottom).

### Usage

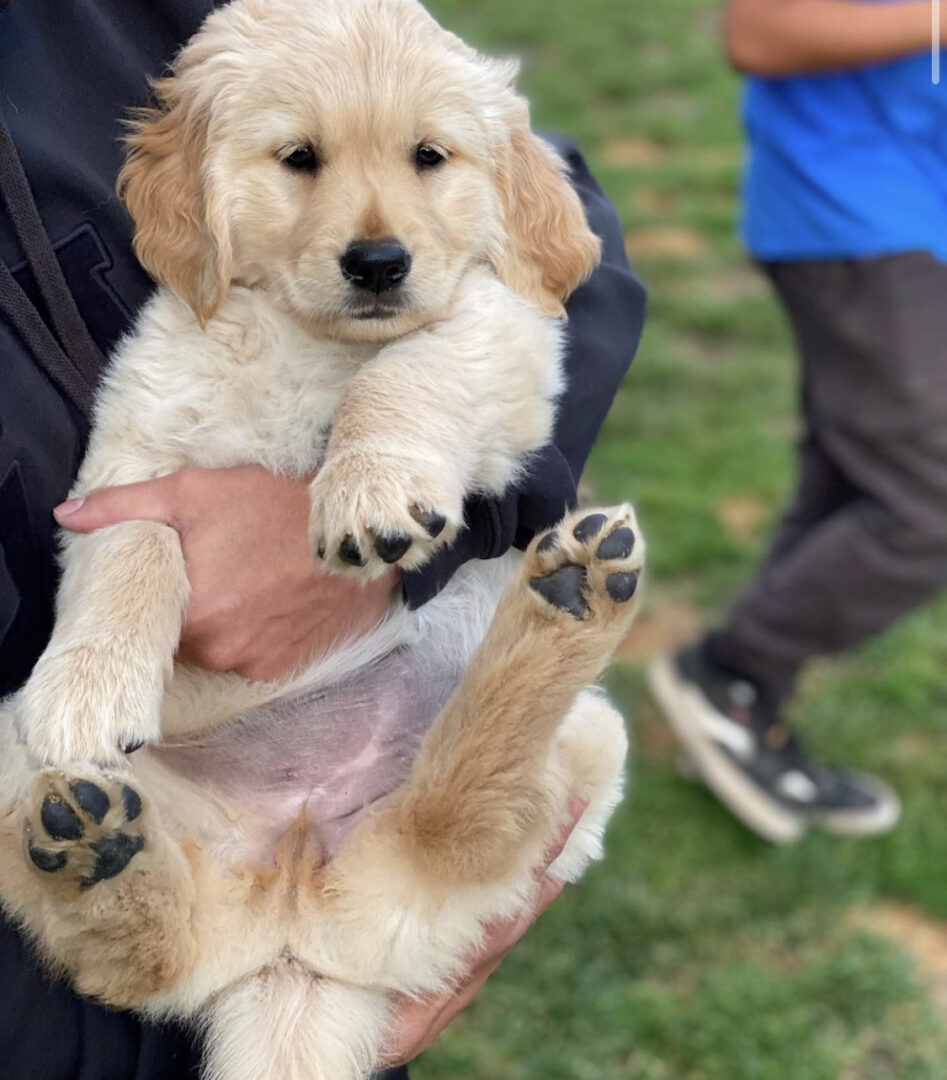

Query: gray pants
707;252;947;701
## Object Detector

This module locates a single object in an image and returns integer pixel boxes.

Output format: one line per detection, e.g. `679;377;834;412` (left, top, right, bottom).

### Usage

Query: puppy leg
544;689;629;883
17;521;188;764
394;503;642;882
317;505;642;990
310;272;564;578
12;765;200;1008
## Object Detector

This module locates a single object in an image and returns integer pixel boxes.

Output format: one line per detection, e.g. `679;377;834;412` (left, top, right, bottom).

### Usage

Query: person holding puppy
0;0;645;1077
652;0;947;843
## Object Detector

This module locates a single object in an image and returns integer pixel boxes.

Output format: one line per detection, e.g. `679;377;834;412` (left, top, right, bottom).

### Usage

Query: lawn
417;2;947;1078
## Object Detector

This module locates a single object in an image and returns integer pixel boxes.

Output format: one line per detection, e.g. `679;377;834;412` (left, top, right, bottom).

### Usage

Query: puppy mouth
344;297;407;321
351;307;401;320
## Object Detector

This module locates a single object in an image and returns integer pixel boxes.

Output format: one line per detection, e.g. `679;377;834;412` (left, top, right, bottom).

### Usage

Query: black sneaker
648;645;901;844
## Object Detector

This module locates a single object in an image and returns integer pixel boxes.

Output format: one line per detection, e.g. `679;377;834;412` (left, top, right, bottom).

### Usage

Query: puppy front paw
17;644;163;765
308;450;463;577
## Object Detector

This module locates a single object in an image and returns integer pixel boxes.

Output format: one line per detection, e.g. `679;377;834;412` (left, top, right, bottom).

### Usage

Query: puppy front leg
310;272;564;577
17;521;188;764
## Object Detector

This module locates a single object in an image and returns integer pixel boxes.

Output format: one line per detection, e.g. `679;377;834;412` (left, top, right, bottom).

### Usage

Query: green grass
416;2;947;1077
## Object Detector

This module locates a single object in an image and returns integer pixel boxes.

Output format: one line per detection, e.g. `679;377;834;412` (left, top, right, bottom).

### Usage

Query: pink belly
151;646;464;863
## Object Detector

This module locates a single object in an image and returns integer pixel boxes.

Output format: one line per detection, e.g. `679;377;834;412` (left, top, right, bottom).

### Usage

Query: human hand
54;466;399;681
377;797;588;1068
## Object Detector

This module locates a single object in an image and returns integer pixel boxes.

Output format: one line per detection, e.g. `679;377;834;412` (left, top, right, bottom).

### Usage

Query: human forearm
725;0;945;76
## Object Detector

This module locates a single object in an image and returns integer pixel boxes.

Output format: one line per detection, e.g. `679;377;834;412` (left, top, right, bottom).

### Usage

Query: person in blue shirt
651;0;946;843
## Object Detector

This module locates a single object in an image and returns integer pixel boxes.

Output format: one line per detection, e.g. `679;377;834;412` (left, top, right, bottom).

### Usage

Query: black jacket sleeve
402;137;646;607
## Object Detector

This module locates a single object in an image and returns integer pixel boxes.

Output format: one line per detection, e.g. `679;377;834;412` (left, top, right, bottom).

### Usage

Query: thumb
54;474;184;534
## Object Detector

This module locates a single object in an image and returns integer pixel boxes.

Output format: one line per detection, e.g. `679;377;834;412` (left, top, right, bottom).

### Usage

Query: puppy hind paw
526;505;645;626
25;771;146;889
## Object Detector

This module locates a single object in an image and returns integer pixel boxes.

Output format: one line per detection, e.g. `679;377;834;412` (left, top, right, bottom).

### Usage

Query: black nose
340;240;411;294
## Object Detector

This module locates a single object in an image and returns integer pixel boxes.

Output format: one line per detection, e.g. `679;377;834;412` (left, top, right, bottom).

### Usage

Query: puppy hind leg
313;505;643;995
394;504;644;886
19;766;200;1008
202;965;388;1080
545;690;629;883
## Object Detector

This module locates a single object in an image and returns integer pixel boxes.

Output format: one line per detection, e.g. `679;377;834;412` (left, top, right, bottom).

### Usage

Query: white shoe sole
811;782;901;836
649;657;901;843
649;655;804;844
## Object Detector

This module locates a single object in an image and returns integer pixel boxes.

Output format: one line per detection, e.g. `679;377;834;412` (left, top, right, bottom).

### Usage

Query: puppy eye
415;144;446;169
281;144;319;173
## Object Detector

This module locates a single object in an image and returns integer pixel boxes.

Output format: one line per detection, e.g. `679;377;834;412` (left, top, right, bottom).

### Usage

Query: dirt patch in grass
600;135;666;168
848;903;947;1012
633;708;681;767
625;225;707;260
694;265;769;303
635;187;680;215
715;495;768;543
890;730;947;765
617;595;702;663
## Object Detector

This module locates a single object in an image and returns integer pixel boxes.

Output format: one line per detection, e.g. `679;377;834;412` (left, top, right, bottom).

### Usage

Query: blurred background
417;1;947;1078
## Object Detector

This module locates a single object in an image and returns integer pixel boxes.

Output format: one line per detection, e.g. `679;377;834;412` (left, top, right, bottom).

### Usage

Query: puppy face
119;0;600;339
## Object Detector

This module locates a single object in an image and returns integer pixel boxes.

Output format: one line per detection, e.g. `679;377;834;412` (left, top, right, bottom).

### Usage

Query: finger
380;871;569;1068
534;871;568;911
54;474;184;533
380;958;503;1067
532;796;589;881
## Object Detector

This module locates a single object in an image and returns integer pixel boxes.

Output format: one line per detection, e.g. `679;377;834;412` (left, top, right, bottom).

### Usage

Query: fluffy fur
0;2;643;1078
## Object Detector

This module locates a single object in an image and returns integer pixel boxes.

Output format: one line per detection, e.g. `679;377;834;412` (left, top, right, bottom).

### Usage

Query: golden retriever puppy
0;1;644;1077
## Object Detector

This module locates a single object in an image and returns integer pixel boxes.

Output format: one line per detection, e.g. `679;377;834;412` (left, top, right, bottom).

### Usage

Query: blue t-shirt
742;25;947;261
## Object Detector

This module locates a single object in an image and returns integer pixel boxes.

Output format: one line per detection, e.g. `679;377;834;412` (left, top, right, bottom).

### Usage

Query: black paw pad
606;572;639;603
81;832;144;887
121;785;142;822
29;844;67;873
374;532;412;564
71;780;109;825
530;565;589;619
536;531;559;554
410;506;446;538
597;527;636;561
41;797;83;841
338;535;366;567
573;513;608;543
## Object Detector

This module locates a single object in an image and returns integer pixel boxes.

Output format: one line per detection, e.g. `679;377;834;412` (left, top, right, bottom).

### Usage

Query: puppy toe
41;797;84;841
596;527;636;561
28;844;68;873
572;513;608;543
410;505;447;538
338;535;366;567
71;780;110;825
605;571;639;603
374;532;413;564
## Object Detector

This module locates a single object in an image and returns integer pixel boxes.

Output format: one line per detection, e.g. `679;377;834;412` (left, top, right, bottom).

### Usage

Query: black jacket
0;1;645;1077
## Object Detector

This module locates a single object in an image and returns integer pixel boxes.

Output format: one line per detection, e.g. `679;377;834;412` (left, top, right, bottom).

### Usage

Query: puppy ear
118;78;231;325
495;118;601;318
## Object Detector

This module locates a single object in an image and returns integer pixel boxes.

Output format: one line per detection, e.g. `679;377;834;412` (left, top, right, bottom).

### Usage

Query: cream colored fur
0;2;642;1078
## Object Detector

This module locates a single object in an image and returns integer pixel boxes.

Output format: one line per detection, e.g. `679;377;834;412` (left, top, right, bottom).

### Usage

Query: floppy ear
495;118;602;318
118;78;231;325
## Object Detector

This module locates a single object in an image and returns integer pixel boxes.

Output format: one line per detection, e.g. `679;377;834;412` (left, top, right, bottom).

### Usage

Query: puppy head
119;0;601;337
